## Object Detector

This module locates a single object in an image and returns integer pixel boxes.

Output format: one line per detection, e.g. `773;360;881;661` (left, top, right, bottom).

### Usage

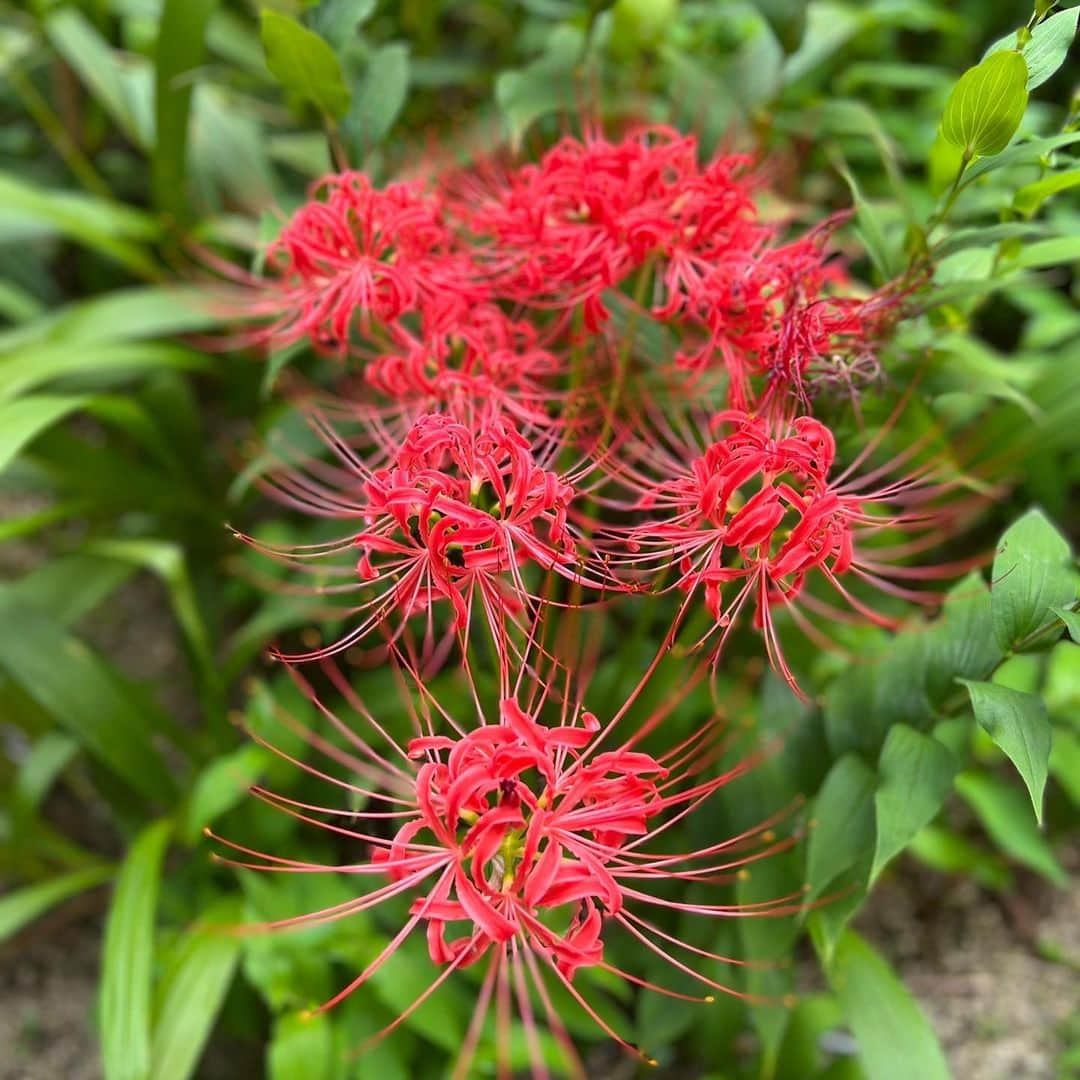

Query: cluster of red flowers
219;126;967;1074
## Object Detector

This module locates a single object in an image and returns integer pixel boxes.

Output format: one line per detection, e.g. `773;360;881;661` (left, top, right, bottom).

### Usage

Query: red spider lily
456;126;763;332
597;406;975;694
353;302;572;436
209;652;800;1079
236;411;616;663
249;171;485;354
670;221;884;414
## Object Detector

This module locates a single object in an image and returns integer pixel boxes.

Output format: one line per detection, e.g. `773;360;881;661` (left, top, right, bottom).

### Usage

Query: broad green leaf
0;601;176;803
0;554;134;627
268;1012;336;1080
149;901;242;1080
1054;607;1080;643
0;343;207;403
0;395;88;473
181;744;270;844
985;7;1079;90
307;0;377;49
928;126;966;195
1013;170;1080;217
0;173;158;277
941;50;1029;158
955;771;1066;885
991;509;1075;650
495;25;585;146
45;9;154;148
871;725;957;882
611;0;679;51
153;0;219;220
0;866;113;943
961;131;1080;187
960;680;1051;822
260;11;351;120
828;931;950;1080
0;286;218;353
1013;236;1080;269
806;755;876;901
752;0;808;52
907;824;1011;890
343;42;410;158
1050;728;1080;807
101;820;173;1080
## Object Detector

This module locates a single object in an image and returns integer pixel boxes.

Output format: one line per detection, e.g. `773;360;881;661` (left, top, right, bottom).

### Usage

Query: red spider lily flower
597;406;976;694
670;221;882;414
249;171;485;355
209;654;800;1079
456;126;763;331
237;411;616;663
357;302;571;434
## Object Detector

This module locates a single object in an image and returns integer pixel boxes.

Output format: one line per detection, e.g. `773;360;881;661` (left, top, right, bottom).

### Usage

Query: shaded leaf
806;755;876;901
149;900;242;1080
0;601;176;803
343;42;410;158
153;0;219;220
955;771;1066;885
827;931;950;1080
960;679;1051;822
0;395;88;473
260;11;351;120
101;820;173;1080
872;725;957;882
991;509;1075;650
0;866;112;944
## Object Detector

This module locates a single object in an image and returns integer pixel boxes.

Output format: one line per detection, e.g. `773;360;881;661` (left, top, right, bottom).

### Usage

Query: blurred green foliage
0;1;1077;1078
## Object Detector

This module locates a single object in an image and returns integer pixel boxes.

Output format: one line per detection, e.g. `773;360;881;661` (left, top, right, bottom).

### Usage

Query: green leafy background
0;1;1077;1078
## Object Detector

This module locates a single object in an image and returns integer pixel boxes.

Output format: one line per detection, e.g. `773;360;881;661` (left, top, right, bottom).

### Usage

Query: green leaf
0;394;88;473
960;680;1051;822
1013;170;1080;217
1013;236;1080;269
871;725;957;882
1054;607;1080;643
45;10;154;148
149;901;242;1080
0;601;176;803
307;0;376;49
101;820;173;1080
0;554;134;627
941;50;1029;158
955;771;1066;885
153;0;218;220
928;126;965;195
0;866;113;944
181;744;270;844
752;0;808;52
1049;728;1080;807
0;172;158;277
985;7;1079;90
260;11;351;120
495;25;584;146
991;509;1076;651
343;42;410;158
0;343;208;403
268;1012;336;1080
827;931;950;1080
908;824;1011;890
806;755;876;901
